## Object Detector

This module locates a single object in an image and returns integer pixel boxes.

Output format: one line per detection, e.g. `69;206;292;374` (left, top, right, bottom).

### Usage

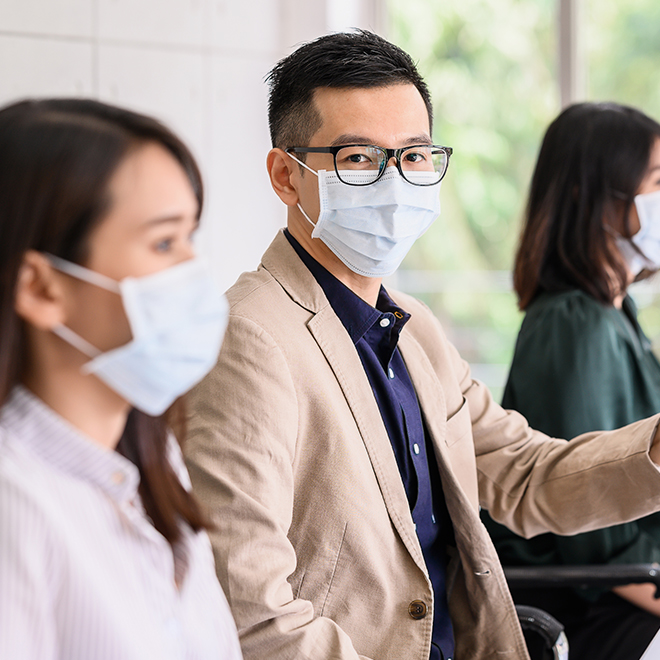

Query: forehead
648;136;660;167
639;137;660;180
107;142;194;208
634;136;660;196
309;84;431;148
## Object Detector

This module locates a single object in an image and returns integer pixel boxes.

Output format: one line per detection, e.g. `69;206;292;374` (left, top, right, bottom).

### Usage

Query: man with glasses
185;30;660;660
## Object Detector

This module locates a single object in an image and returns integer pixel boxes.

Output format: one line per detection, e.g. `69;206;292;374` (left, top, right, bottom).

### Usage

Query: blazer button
408;600;428;619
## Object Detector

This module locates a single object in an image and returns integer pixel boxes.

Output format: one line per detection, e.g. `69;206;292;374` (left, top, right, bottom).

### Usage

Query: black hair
266;29;433;149
0;98;208;548
514;102;660;309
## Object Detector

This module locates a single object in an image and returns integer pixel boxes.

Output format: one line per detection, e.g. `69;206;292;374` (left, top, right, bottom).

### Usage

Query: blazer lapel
398;331;481;515
398;331;448;447
263;231;426;570
307;307;427;571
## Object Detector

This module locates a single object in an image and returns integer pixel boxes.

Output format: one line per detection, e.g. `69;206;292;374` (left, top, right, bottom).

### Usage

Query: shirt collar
1;386;140;502
284;230;411;342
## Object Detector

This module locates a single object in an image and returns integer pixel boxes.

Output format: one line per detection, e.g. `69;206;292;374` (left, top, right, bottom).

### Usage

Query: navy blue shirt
285;231;455;660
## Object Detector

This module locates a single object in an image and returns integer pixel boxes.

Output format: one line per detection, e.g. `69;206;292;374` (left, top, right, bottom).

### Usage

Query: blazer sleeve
491;292;660;572
413;305;660;539
184;314;370;660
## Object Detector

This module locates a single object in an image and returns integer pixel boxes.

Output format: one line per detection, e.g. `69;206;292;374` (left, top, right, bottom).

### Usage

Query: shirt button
413;443;420;455
388;367;395;379
111;471;125;485
408;600;428;619
379;317;391;328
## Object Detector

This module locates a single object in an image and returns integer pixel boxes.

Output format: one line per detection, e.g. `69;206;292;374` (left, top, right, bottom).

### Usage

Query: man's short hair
266;30;433;150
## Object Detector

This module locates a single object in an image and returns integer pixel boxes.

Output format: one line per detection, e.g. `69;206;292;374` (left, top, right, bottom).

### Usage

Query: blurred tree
388;0;556;393
390;0;556;272
586;0;660;347
588;0;660;117
389;0;660;395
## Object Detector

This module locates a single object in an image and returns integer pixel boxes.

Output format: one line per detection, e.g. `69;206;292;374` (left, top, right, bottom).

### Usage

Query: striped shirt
0;386;243;660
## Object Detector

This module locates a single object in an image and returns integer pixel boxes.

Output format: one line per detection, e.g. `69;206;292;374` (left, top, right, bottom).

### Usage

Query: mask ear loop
603;197;646;253
52;324;102;359
45;253;121;293
604;224;625;240
287;152;320;229
287;151;319;177
296;203;317;228
604;223;655;281
608;189;641;244
604;223;643;256
43;253;117;361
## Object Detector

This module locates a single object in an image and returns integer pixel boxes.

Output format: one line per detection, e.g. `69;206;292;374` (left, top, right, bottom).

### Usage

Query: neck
288;216;382;307
23;329;130;450
615;269;636;309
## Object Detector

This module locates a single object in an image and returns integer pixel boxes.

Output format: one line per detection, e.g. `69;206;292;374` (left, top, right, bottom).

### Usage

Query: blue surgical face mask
629;189;660;271
615;237;652;277
47;255;228;416
290;156;441;278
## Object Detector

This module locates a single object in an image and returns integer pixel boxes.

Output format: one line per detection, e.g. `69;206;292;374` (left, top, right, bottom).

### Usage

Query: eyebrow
330;133;433;147
141;214;199;229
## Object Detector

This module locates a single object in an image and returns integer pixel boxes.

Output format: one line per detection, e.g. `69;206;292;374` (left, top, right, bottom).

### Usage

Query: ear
267;148;301;207
14;251;68;330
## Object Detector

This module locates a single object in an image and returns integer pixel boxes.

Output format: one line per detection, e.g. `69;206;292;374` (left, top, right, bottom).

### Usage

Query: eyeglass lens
334;146;448;186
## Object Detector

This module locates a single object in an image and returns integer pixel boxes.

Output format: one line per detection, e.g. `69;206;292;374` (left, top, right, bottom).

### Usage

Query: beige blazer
186;231;660;660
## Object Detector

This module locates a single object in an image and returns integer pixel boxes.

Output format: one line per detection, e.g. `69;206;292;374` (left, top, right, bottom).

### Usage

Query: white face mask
626;189;660;271
615;237;652;277
291;156;441;277
47;255;228;416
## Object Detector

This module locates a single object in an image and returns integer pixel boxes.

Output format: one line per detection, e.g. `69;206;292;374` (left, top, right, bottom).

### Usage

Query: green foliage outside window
389;0;556;398
389;0;660;399
587;0;660;346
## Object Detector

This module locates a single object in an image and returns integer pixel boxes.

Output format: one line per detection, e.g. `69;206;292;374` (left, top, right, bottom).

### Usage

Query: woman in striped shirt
0;99;242;660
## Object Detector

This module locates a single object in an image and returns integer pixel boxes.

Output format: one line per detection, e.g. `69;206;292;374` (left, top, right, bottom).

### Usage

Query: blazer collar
260;230;330;314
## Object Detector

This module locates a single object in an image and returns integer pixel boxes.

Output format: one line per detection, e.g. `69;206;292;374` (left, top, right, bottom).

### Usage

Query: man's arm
405;304;660;539
468;357;660;537
486;292;660;611
649;433;660;466
185;314;370;660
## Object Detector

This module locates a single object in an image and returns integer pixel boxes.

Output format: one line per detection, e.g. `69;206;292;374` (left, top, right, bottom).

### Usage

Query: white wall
0;0;384;291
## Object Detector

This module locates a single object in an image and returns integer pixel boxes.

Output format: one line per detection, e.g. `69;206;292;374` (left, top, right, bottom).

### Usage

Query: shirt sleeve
0;465;59;660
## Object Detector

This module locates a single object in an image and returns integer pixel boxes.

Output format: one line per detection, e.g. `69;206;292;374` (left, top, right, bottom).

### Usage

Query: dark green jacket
482;289;660;599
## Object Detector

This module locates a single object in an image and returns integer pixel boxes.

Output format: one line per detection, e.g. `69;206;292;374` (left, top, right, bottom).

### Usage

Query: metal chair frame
509;563;660;660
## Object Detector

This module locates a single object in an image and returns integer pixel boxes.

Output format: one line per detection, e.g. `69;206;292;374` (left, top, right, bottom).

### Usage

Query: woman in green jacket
483;102;660;660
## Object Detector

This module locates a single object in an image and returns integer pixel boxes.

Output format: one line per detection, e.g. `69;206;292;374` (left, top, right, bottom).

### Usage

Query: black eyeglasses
286;144;453;186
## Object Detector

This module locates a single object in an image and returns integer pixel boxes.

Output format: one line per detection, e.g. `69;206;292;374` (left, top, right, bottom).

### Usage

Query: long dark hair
514;102;660;310
0;98;208;545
